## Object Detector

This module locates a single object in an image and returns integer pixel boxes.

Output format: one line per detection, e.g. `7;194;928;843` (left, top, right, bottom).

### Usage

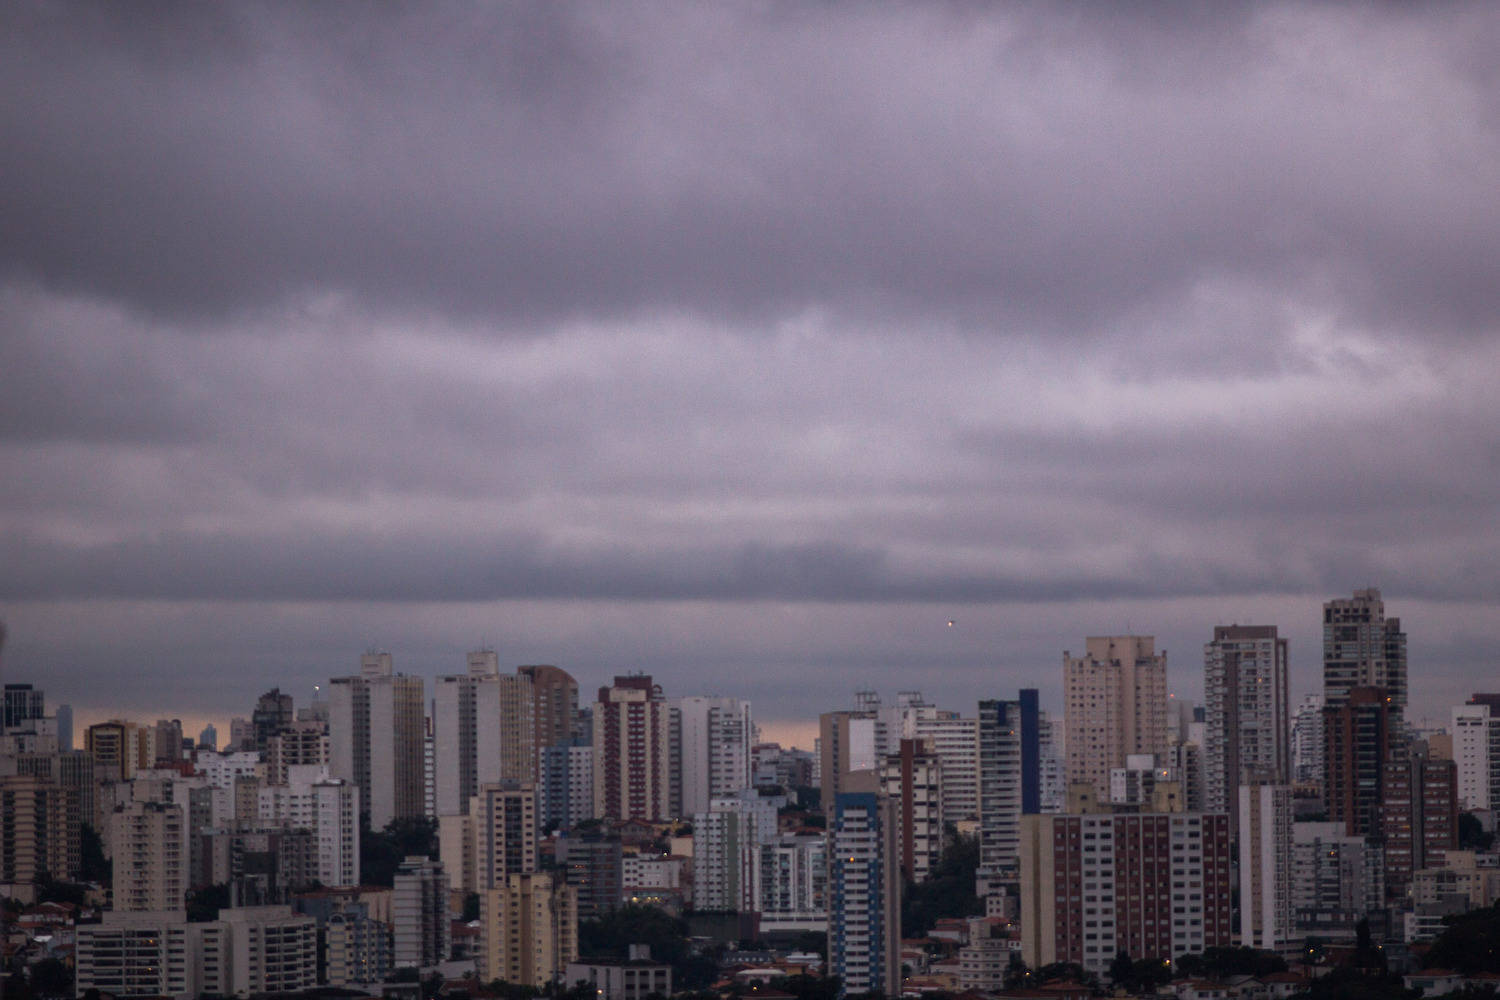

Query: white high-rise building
693;789;781;911
1204;625;1290;830
910;708;980;827
1291;693;1326;786
977;698;1030;878
433;652;537;817
329;652;426;829
678;696;753;818
1038;713;1065;813
1238;784;1294;952
257;765;360;887
1064;636;1168;800
754;831;827;933
1453;703;1500;812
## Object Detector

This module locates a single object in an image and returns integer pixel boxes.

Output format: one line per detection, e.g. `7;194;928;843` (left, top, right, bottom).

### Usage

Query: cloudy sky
4;2;1499;745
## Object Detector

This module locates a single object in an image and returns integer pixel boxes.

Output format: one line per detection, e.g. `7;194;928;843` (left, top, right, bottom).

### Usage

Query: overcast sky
3;2;1498;745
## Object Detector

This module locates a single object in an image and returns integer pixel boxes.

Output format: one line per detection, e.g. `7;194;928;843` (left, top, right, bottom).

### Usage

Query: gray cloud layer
3;2;1498;730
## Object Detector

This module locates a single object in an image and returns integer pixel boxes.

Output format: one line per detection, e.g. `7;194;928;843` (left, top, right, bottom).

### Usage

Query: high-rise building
393;856;449;970
1019;811;1233;976
1238;783;1294;952
256;765;360;887
266;719;330;786
1381;754;1458;901
1291;693;1326;787
908;709;980;827
252;688;296;755
557;828;623;920
1323;588;1407;712
977;693;1041;879
592;676;680;822
539;742;594;831
86;720;143;783
75;912;202;1000
1323;686;1397;836
480;872;579;986
1452;699;1500;812
753;830;828;934
1064;636;1168;800
111;799;188;911
828;792;901;997
818;707;887;817
518;665;580;752
1292;822;1384;941
217;906;320;996
1204;625;1290;833
678;695;753;818
3;683;45;730
475;782;538;888
693;796;762;912
878;738;942;882
328;651;426;829
433;652;537;817
0;774;80;884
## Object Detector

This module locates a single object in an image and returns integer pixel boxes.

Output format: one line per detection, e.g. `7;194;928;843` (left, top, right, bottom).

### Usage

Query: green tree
186;882;231;922
1459;813;1496;852
79;824;110;884
1424;900;1500;975
360;816;440;887
1177;946;1288;980
463;892;481;922
29;959;73;999
577;903;721;990
900;829;982;937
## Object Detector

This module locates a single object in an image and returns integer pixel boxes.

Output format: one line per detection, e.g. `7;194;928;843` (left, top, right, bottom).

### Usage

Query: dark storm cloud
4;2;1500;731
4;3;1499;335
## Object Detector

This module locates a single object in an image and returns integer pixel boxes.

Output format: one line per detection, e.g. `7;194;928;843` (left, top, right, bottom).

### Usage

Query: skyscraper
518;664;580;752
976;692;1041;880
393;856;450;970
878;738;942;882
1019;811;1233;976
677;695;753;818
479;872;578;986
1322;686;1397;836
328;652;426;829
1291;693;1326;786
1203;625;1290;832
1381;753;1457;901
828;791;901;997
1323;588;1407;712
592;675;680;822
1452;700;1500;811
1238;783;1294;952
1064;636;1168;799
111;800;187;911
432;651;536;817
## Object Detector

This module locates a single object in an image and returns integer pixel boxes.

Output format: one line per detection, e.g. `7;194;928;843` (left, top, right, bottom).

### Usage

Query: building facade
828;792;901;997
328;652;426;829
1204;625;1290;832
1064;636;1169;800
1323;588;1407;712
1019;811;1234;976
593;676;680;822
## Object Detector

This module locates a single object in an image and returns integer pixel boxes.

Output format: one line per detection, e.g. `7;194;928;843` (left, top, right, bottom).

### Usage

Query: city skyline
5;4;1500;740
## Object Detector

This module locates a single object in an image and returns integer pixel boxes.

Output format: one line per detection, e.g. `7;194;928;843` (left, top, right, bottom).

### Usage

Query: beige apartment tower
480;872;579;986
1064;636;1169;799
